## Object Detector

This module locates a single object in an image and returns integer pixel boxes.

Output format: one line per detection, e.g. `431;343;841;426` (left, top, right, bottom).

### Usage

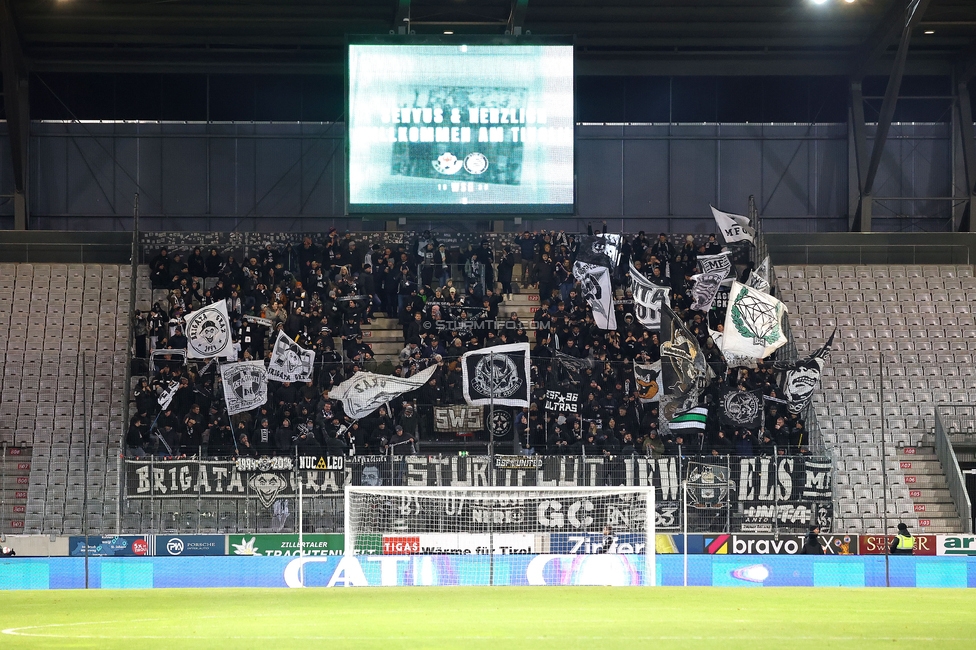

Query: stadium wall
4;533;976;559
0;120;957;232
2;555;976;589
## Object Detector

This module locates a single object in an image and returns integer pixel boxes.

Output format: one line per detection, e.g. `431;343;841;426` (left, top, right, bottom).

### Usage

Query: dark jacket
801;531;824;555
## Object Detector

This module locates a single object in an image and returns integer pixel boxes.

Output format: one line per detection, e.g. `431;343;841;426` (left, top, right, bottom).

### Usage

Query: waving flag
331;364;437;420
711;205;754;244
461;342;531;408
184;301;232;359
722;281;788;360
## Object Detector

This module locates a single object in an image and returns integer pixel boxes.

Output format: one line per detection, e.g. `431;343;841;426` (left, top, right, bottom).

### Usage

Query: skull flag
461;342;531;408
267;330;315;383
781;329;835;415
184;300;232;359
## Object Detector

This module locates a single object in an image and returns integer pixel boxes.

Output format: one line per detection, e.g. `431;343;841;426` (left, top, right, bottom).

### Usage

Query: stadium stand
779;264;971;534
0;263;127;534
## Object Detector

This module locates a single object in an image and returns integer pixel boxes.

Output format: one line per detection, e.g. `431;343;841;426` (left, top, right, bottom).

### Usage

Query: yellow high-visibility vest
897;533;914;550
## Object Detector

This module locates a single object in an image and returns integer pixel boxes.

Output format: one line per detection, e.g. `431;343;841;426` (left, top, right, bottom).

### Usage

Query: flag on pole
722;281;789;360
330;364;437;420
220;361;268;416
690;270;727;312
781;329;835;415
184;300;233;359
659;304;708;421
634;361;662;403
157;380;179;410
573;261;617;330
576;234;623;268
267;330;315;382
669;406;708;432
629;261;670;329
711;205;754;244
747;256;770;292
708;327;758;369
461;342;531;407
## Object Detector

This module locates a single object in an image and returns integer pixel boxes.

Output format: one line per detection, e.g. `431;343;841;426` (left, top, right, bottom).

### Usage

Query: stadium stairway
0;446;31;533
778;264;970;534
0;263;127;535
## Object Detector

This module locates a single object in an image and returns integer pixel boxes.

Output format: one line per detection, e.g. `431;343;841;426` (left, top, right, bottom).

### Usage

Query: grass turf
1;587;974;649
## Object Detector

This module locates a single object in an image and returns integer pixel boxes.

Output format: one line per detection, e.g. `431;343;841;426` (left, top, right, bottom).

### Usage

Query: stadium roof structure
2;0;975;77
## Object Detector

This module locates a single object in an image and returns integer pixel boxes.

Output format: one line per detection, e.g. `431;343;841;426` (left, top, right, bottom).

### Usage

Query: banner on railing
124;455;831;532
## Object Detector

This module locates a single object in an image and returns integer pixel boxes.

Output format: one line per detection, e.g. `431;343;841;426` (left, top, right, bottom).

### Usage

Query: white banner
220;361;268;416
722;281;789;360
708;328;758;369
629;261;669;329
185;300;233;359
331;365;437;420
573;261;617;330
267;331;315;383
711;205;754;244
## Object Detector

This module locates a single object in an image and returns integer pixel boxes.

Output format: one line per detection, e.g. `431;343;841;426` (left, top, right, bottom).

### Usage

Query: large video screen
347;41;574;214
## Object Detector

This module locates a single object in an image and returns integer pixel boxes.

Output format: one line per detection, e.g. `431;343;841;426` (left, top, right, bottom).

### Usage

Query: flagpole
488;351;495;463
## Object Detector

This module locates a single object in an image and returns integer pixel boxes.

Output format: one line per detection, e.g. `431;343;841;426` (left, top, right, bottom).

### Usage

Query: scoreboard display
347;40;574;214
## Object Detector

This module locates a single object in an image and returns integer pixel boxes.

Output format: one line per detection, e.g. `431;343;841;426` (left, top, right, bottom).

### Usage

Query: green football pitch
1;587;974;649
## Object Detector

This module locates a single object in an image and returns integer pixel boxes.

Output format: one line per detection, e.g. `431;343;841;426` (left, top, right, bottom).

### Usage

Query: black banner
719;387;764;429
126;455;830;508
543;389;580;414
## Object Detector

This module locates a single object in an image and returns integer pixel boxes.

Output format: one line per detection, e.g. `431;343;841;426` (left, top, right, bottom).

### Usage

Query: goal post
344;485;656;586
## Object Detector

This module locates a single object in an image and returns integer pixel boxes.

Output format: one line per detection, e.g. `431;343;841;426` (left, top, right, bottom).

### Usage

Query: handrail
934;407;974;534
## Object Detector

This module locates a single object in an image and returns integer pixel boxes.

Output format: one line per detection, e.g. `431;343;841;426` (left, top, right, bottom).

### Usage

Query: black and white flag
722;281;789;360
330;364;437;420
634;361;662;403
461;342;531;408
573;261;617;330
220;361;268;416
157;380;179;410
576;233;622;268
719;387;764;429
782;329;834;415
553;349;595;377
629;261;670;329
747;256;770;293
660;304;708;422
800;458;833;500
710;205;754;244
697;251;732;276
267;330;315;383
690;270;727;312
543;389;580;414
708;327;758;369
185;300;232;359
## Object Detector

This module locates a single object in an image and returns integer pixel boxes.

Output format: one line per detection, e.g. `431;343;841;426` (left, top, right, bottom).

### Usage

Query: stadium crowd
125;228;808;460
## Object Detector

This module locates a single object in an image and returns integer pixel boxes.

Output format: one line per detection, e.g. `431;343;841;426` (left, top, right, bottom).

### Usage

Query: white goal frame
344;485;656;586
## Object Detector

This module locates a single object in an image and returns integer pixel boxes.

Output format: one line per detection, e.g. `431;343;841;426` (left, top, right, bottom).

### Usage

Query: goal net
345;485;655;586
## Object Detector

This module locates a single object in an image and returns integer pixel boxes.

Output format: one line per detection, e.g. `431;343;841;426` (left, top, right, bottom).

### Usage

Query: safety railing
934;406;974;533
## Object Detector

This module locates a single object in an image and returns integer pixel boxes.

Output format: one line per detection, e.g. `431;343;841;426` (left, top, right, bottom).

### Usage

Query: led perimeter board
347;38;574;214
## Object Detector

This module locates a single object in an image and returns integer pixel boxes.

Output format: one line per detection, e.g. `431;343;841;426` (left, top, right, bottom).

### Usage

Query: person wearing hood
890;522;915;555
801;525;825;555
